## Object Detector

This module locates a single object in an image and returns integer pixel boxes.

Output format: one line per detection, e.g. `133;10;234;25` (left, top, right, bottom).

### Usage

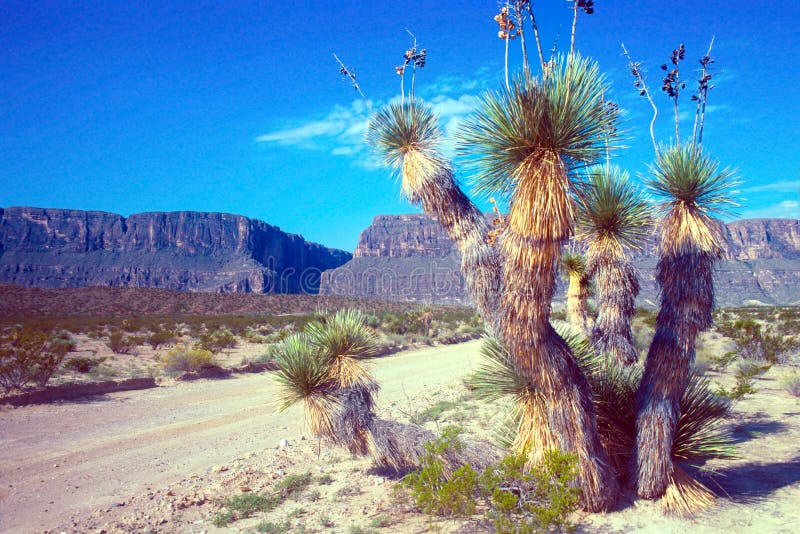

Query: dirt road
0;340;482;533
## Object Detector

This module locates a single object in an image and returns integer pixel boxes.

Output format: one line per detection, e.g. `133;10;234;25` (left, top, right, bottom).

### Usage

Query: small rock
239;485;251;492
193;519;204;524
212;465;228;473
278;438;290;447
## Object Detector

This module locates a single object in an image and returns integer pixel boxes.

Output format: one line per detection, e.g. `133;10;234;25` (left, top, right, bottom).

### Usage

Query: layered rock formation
0;207;351;294
320;214;800;307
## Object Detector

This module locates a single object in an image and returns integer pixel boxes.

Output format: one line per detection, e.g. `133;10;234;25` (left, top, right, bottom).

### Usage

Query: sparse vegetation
0;327;74;389
160;345;216;373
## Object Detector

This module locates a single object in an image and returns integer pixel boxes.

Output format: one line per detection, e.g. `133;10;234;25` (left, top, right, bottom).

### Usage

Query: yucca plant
272;309;408;470
634;143;735;508
457;56;620;512
468;326;735;488
575;166;652;365
560;252;591;334
367;101;501;329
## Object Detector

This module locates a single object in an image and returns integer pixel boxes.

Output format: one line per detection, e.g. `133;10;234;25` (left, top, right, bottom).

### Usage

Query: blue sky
1;1;798;251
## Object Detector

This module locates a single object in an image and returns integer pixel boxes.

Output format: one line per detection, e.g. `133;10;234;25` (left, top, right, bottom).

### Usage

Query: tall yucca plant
366;102;501;329
560;252;591;334
634;144;735;506
273;310;408;469
576;166;652;365
468;328;735;485
457;56;620;512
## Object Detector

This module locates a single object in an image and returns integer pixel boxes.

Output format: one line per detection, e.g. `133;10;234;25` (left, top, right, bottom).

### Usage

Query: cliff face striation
0;207;351;294
320;214;800;307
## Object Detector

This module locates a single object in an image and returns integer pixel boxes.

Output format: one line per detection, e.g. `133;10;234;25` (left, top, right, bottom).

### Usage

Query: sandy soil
2;339;800;534
0;341;482;533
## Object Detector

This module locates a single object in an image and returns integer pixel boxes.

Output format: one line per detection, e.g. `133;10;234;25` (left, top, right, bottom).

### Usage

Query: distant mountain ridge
320;214;800;307
0;207;351;294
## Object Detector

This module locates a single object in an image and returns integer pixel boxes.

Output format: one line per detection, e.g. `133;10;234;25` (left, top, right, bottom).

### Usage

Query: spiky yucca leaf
366;101;440;169
648;144;736;255
305;310;376;360
272;333;335;410
272;333;339;436
576;166;653;259
560;252;587;278
459;55;618;201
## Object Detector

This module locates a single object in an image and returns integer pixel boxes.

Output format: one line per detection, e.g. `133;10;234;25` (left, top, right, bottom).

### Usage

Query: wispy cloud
742;179;800;194
256;71;490;162
741;199;799;220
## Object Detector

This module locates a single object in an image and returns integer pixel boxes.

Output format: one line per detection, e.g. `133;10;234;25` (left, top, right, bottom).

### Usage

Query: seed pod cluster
494;6;518;40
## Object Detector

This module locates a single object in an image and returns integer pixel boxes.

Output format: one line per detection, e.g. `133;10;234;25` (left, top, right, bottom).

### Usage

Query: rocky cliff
0;207;351;294
320;214;800;307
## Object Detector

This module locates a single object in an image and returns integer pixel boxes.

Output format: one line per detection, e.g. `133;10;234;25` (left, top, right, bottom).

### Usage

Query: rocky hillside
320;214;800;307
0;207;351;294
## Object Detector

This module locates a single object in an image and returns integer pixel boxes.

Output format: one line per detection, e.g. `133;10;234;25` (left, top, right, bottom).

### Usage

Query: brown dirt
0;341;483;533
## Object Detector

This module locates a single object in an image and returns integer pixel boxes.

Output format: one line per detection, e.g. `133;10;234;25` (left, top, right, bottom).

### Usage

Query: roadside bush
108;331;140;354
0;327;73;389
401;427;580;532
63;356;107;373
148;329;176;349
161;345;216;372
196;327;237;354
716;318;798;363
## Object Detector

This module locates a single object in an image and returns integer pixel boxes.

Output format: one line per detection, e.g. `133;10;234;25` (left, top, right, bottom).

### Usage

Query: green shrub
212;493;279;527
716;360;771;400
63;356;107;373
196;327;237;353
480;451;580;534
716;317;798;363
411;400;459;425
147;330;176;349
401;427;579;532
161;345;216;372
0;327;72;389
108;331;139;354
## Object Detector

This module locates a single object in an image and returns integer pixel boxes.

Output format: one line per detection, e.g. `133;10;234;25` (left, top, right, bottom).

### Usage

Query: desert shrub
402;427;479;517
383;310;425;335
782;372;800;398
161;345;216;372
635;308;658;329
196;327;237;353
63;356;107;373
108;331;139;354
412;400;459;425
401;427;580;532
0;327;72;389
716;318;797;363
148;329;176;349
212;472;315;527
480;451;580;534
715;360;771;401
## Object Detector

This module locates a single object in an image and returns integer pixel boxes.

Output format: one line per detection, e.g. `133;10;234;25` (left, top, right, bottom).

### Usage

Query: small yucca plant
560;252;591;334
575;166;652;365
272;309;410;470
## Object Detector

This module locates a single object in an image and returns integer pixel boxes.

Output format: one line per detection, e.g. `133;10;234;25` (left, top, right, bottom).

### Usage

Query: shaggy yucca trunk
635;249;715;498
498;159;619;512
589;258;639;365
368;103;502;328
634;144;733;503
403;151;502;327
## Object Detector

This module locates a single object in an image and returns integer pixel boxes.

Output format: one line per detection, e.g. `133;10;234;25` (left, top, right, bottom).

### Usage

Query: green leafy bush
196;327;237;353
716;317;798;363
401;427;579;532
161;345;216;372
716;360;771;401
0;327;72;389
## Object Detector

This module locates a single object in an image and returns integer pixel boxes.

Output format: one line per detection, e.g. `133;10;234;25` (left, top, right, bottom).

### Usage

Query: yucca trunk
499;160;618;512
566;270;590;334
401;151;502;328
634;249;715;498
590;258;639;365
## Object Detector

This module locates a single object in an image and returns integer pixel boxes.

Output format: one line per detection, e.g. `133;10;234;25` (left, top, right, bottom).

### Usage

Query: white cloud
743;180;800;194
256;100;371;149
741;199;799;220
